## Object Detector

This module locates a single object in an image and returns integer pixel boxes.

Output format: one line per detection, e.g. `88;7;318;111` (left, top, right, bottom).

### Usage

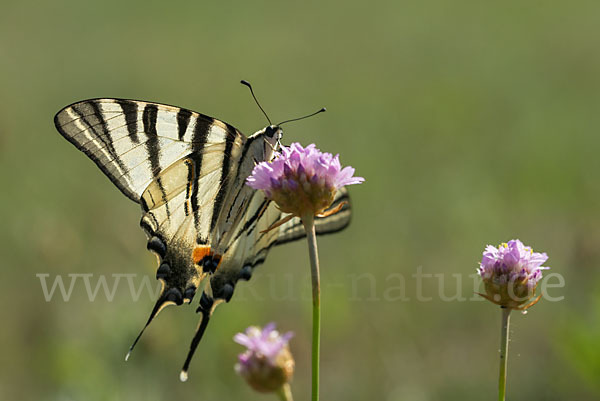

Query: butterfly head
264;125;282;141
258;124;283;154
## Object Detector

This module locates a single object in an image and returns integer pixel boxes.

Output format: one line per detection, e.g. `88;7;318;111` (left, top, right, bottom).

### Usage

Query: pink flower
234;323;294;393
246;143;364;217
478;239;549;309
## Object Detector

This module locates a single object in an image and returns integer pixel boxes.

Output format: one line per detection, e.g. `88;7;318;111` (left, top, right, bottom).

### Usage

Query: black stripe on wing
116;99;140;143
209;123;238;232
177;109;192;141
189;116;211;233
142;104;171;216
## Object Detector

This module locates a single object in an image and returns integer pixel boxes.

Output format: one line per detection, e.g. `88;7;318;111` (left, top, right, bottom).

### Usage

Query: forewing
54;98;244;202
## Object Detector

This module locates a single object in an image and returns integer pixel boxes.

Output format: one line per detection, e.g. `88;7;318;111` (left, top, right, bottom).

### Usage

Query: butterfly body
54;98;350;379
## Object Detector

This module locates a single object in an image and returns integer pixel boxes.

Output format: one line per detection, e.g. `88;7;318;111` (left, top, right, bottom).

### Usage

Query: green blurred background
1;0;599;400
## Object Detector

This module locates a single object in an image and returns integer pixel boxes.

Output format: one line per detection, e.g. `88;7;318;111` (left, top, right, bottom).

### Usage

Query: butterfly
53;85;351;381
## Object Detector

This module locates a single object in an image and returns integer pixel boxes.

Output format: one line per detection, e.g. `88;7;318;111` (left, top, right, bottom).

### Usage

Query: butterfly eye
265;126;277;138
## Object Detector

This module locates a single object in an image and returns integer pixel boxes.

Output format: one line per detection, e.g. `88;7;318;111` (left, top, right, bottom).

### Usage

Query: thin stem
276;383;294;401
498;307;512;401
302;215;320;401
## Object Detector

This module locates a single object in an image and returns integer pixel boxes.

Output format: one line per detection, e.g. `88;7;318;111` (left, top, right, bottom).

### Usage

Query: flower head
478;239;549;309
246;143;364;217
234;323;294;393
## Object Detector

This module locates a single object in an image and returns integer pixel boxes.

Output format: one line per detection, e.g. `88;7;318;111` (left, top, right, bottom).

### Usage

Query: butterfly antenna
241;80;272;125
277;107;326;126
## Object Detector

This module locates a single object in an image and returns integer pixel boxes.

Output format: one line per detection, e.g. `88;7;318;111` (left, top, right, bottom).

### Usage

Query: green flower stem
276;383;294;401
302;215;320;401
498;307;512;401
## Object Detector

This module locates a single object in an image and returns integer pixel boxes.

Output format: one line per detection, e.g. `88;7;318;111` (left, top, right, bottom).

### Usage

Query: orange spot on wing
192;246;223;273
192;246;212;265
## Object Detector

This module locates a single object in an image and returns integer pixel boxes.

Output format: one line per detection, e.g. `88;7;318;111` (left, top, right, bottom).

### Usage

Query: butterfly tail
125;286;180;361
179;292;219;382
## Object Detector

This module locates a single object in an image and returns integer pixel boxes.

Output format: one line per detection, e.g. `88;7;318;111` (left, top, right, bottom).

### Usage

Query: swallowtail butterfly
54;88;351;380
